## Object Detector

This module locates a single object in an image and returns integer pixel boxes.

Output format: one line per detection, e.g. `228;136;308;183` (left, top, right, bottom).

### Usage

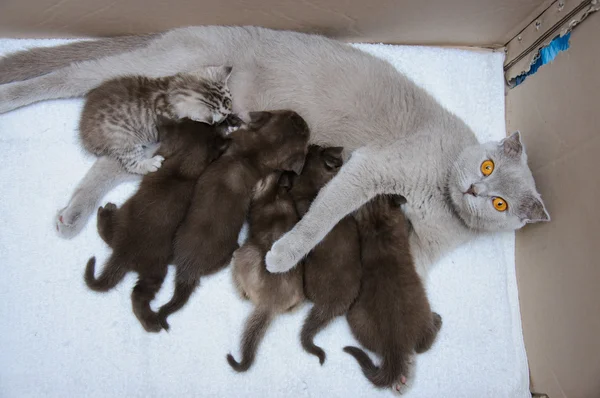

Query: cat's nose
466;184;478;196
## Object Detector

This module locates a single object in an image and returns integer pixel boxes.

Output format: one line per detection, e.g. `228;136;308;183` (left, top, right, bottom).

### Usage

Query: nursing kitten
227;172;304;372
157;110;310;329
290;145;362;365
79;66;233;175
344;195;442;394
84;119;229;332
0;27;549;281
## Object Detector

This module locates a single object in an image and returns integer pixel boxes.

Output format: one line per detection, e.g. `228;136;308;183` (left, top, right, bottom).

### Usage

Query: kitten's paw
265;240;301;273
97;203;117;218
130;155;165;174
392;355;416;395
55;203;90;239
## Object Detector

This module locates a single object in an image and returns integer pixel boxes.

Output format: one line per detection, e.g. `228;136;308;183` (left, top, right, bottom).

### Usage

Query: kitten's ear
282;154;306;175
200;66;233;83
321;146;344;170
501;131;523;158
390;194;407;207
522;195;551;223
248;111;272;129
278;172;294;190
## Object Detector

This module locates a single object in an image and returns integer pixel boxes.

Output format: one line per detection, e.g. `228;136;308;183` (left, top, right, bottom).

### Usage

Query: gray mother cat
0;26;549;280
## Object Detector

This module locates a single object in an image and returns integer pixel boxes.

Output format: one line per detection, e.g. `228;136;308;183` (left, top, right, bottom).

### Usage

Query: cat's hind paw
55;203;91;239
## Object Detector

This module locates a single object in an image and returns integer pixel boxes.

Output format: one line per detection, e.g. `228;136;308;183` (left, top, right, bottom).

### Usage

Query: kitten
344;195;442;394
79;66;233;175
157;110;310;329
0;27;549;280
289;145;362;365
84;119;229;332
227;172;304;372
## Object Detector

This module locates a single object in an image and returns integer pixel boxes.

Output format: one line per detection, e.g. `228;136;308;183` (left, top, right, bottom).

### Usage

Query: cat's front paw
265;239;301;273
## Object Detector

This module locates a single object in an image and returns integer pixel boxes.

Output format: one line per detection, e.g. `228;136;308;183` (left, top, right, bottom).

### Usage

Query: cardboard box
1;1;598;396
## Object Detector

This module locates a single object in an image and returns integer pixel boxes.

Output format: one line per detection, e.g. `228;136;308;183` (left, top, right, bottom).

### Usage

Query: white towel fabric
0;39;529;398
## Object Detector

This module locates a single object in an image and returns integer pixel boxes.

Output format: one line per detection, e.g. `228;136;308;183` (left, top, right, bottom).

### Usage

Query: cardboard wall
0;0;552;47
506;12;600;398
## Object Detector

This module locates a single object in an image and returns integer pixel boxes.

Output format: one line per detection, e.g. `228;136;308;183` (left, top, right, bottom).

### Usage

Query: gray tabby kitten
0;26;549;280
79;66;233;175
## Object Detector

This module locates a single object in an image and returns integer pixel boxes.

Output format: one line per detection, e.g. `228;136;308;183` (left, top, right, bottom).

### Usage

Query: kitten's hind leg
97;203;118;246
131;266;168;333
415;312;442;354
115;145;164;175
56;157;139;239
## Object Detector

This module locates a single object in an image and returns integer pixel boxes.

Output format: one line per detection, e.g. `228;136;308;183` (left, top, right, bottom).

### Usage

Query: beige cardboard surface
0;0;549;46
506;13;600;398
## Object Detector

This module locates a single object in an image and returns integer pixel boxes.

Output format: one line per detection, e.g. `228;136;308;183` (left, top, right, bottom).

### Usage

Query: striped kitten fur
79;65;233;174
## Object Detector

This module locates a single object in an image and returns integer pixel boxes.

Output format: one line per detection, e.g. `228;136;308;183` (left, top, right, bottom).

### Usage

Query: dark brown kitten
84;119;230;332
289;145;362;365
344;195;442;394
227;172;304;372
157;110;310;329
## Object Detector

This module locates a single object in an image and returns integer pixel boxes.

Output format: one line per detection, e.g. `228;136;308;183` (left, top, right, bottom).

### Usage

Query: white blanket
0;39;529;398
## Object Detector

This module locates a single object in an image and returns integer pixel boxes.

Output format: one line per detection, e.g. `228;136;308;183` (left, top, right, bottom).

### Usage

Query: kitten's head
168;66;233;124
156;118;230;175
289;145;344;197
353;194;407;231
243;110;310;174
447;132;550;232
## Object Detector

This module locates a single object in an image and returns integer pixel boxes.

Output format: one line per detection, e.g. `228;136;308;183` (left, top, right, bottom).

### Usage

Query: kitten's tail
0;34;158;84
84;256;127;292
300;305;336;365
227;307;274;372
343;344;404;389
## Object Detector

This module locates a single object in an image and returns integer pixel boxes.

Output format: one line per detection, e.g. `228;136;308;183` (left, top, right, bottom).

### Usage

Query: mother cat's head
448;132;550;232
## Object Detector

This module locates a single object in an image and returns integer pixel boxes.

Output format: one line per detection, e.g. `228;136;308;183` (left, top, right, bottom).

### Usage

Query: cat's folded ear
522;195;551;223
321;146;344;170
282;154;306;175
248;111;272;129
500;131;523;158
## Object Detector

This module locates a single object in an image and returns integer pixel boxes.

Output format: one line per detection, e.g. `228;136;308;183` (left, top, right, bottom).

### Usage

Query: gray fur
0;26;549;276
0;34;158;84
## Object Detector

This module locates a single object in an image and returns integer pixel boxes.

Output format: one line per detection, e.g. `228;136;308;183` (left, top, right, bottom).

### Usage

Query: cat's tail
300;305;337;365
343;343;405;389
227;307;274;372
84;256;127;292
0;34;158;84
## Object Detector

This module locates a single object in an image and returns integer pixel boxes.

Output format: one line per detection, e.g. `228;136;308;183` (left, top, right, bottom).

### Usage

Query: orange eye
481;160;494;176
493;197;507;212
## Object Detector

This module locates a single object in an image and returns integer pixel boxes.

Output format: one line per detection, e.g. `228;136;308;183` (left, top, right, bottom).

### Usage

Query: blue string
514;32;571;86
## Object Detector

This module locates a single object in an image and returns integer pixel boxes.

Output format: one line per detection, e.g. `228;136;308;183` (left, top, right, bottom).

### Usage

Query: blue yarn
514;32;571;86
